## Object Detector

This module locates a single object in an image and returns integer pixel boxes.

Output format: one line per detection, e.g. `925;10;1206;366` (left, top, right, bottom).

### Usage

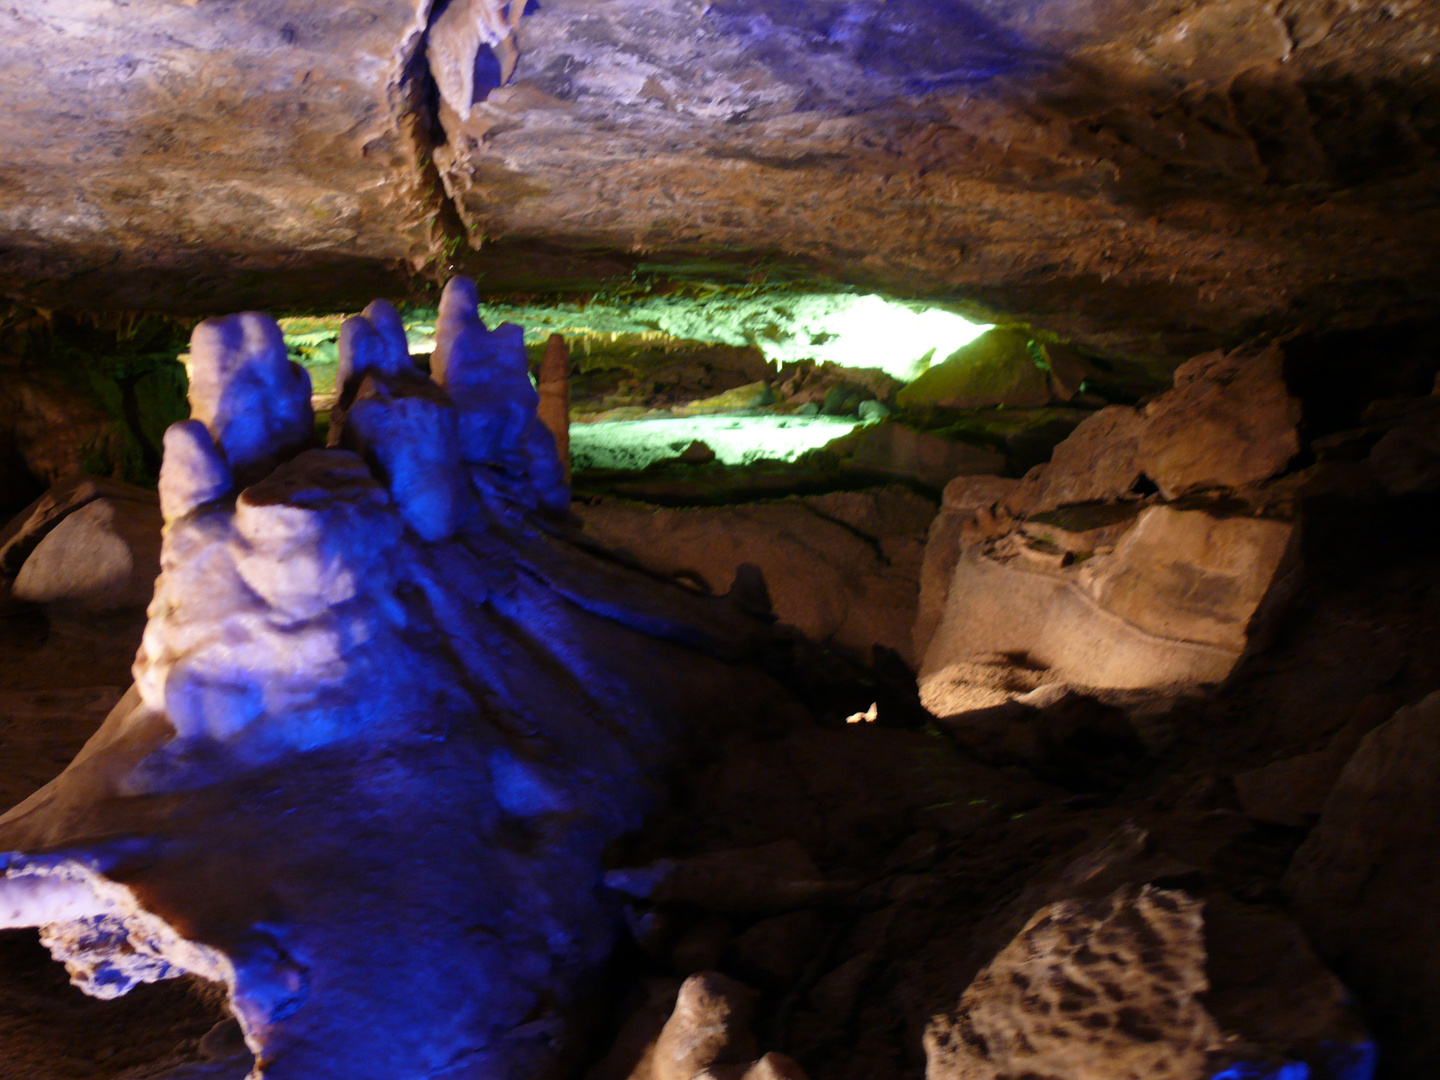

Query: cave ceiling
2;0;1439;360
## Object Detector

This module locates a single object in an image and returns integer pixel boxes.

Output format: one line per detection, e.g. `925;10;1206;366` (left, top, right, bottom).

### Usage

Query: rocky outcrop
1137;346;1300;500
917;344;1302;712
925;885;1372;1080
12;496;162;612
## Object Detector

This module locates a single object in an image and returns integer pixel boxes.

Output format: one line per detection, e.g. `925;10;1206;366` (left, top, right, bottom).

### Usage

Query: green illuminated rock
896;329;1050;413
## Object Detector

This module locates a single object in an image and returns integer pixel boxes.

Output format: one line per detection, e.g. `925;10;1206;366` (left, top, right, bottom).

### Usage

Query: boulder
925;885;1372;1080
1015;405;1145;512
919;505;1299;714
0;474;158;576
1367;399;1440;494
1286;691;1440;1079
896;329;1051;412
12;495;162;610
1137;345;1300;499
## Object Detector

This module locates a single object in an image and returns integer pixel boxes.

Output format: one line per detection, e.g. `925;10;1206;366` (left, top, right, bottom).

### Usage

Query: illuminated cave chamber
3;0;1440;1077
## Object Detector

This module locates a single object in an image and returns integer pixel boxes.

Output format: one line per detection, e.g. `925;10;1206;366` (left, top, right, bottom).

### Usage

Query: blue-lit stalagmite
0;277;791;1080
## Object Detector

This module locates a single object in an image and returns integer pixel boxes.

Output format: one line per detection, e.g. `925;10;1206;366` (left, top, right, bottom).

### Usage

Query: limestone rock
649;973;806;1080
925;885;1372;1080
1367;400;1440;495
186;311;315;482
1017;405;1145;512
0;475;159;577
1138;346;1300;499
919;505;1299;714
926;886;1224;1080
913;476;1021;662
13;496;162;611
1286;691;1440;1078
896;329;1051;413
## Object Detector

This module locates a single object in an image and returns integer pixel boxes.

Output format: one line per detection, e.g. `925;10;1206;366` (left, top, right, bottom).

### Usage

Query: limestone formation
649;973;806;1080
0;278;789;1080
920;504;1298;713
1137;345;1300;499
1287;691;1440;1078
924;885;1372;1080
895;329;1051;414
0;476;160;578
917;345;1303;712
578;488;933;664
12;496;162;611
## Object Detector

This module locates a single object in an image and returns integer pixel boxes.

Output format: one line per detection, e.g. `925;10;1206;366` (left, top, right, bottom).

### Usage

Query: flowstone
0;278;786;1079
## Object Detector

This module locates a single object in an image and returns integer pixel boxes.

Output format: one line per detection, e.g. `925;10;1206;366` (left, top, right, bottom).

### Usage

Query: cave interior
1;1;1439;1079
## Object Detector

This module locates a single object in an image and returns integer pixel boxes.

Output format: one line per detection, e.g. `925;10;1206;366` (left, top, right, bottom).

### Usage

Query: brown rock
0;475;159;577
839;423;1006;492
538;333;572;481
1138;346;1301;499
12;496;163;610
578;495;926;664
913;476;1021;662
925;885;1369;1080
1286;691;1440;1078
653;973;757;1080
1018;405;1145;512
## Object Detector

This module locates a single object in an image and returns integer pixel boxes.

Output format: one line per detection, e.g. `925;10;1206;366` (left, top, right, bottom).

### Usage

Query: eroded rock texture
0;278;796;1080
924;885;1372;1080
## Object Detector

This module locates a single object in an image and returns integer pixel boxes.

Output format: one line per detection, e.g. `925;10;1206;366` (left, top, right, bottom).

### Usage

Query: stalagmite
0;277;784;1080
538;332;571;483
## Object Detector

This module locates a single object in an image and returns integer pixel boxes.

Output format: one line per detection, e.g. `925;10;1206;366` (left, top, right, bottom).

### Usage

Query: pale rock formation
926;886;1224;1080
13;496;162;611
578;487;933;664
917;345;1303;711
914;476;1022;662
920;504;1299;714
0;476;159;577
0;278;786;1080
433;276;569;514
651;974;806;1080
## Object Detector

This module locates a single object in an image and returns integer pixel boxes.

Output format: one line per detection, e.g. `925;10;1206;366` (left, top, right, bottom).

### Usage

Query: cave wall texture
2;0;1439;358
